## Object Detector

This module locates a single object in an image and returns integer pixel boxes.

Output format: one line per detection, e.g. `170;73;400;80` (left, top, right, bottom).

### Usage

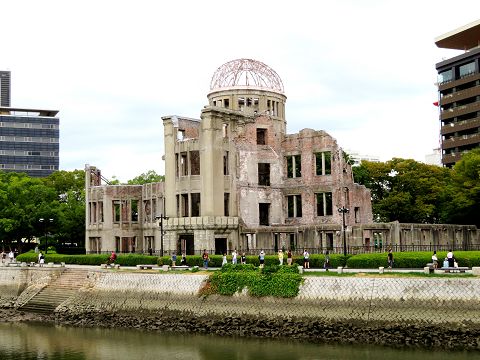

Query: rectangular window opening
223;151;229;175
181;194;188;217
316;192;333;216
315;151;332;176
224;193;230;217
191;193;200;217
259;203;270;226
131;200;138;222
258;163;270;186
113;201;121;223
257;128;267;145
190;150;200;175
287;195;302;218
180;153;188;176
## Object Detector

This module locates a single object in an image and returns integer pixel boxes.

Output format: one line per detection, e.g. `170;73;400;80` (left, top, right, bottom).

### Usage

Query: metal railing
86;243;480;256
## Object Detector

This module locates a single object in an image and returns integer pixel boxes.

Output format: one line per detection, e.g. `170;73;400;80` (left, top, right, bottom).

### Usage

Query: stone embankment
1;267;480;350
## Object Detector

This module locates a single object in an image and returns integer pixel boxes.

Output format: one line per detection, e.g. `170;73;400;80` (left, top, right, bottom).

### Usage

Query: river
0;322;478;360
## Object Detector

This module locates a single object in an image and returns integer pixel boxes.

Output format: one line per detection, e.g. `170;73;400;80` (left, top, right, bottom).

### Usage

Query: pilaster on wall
162;118;177;218
199;109;225;216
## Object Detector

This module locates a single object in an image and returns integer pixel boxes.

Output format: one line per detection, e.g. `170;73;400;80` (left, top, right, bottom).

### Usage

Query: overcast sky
2;0;479;181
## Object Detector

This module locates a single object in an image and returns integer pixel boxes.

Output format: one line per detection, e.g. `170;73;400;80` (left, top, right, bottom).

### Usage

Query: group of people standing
1;250;16;264
221;249;247;267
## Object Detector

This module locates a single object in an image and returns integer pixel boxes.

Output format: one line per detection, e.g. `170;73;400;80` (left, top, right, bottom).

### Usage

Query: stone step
19;268;89;314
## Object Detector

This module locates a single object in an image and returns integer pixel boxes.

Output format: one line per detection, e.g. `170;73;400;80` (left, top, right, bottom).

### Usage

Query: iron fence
86;243;480;256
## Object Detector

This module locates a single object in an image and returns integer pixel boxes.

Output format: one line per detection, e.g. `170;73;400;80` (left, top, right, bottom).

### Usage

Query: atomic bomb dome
209;58;284;94
207;59;287;120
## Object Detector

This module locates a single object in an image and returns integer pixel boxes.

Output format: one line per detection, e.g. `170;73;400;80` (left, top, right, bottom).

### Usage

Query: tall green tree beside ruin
353;158;452;223
43;170;86;247
439;149;480;226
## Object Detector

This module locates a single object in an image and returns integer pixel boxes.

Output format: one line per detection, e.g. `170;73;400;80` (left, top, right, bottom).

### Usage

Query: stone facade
85;59;478;255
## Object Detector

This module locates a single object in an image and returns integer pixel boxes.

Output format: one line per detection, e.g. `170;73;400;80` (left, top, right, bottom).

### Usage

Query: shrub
206;264;302;298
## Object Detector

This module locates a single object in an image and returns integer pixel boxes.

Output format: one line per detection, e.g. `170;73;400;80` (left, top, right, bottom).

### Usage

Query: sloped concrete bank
2;268;480;350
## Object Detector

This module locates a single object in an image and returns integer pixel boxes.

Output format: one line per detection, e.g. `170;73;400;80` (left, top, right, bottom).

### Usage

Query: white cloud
1;0;479;181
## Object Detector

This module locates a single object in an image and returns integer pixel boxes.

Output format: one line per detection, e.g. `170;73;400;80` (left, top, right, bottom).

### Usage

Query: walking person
1;250;5;264
278;249;284;265
240;252;246;265
259;250;265;268
303;249;310;269
232;249;238;265
180;253;187;266
323;250;330;271
287;249;292;266
387;249;394;269
202;249;209;269
446;249;455;268
8;250;14;263
432;251;438;269
222;252;227;266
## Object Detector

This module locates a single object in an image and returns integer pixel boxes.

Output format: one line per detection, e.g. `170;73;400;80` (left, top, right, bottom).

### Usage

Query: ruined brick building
85;59;477;255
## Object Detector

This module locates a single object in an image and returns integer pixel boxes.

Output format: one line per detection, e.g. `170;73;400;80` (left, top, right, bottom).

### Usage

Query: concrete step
19;268;89;314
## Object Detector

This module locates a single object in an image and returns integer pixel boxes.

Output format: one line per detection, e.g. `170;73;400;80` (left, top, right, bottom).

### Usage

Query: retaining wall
2;268;480;350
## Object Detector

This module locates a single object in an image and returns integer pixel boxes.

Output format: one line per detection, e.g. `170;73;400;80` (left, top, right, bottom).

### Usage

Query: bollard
378;266;384;274
423;266;431;274
297;266;304;274
472;267;480;276
337;266;343;274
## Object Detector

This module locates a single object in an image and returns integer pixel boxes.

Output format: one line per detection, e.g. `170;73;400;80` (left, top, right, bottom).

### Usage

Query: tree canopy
0;170;85;252
127;170;164;185
353;152;480;226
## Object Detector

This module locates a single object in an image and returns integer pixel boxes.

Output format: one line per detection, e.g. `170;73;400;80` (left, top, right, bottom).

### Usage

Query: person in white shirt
446;250;455;267
231;249;237;265
303;249;310;269
432;251;438;269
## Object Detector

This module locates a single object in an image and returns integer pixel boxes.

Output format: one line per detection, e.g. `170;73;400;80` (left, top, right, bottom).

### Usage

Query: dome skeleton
209;58;284;93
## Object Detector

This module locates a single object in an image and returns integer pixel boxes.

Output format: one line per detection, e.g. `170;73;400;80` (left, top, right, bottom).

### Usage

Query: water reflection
0;322;479;360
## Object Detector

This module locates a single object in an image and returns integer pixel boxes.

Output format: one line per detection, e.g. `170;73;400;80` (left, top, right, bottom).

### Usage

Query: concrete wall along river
1;267;480;349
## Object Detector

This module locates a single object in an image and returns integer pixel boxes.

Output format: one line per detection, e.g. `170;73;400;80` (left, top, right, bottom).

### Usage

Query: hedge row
16;253;158;266
346;251;480;269
203;264;302;298
16;251;480;269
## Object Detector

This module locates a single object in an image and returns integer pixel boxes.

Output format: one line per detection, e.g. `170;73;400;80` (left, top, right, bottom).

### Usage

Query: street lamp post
39;218;54;254
337;207;349;256
155;215;169;256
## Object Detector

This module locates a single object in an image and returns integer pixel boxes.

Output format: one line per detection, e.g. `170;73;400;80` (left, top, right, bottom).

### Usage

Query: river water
0;322;479;360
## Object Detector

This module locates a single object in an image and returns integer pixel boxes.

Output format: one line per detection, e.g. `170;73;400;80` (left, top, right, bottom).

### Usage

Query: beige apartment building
85;59;477;255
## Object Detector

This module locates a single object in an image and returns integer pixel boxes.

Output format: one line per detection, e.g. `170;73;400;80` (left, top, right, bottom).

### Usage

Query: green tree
0;172;59;251
127;170;164;184
353;158;452;223
44;170;86;248
439;149;480;226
